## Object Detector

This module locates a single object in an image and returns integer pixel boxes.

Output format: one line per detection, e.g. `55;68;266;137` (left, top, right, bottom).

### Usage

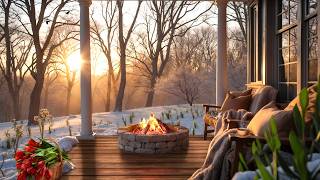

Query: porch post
78;0;94;140
216;0;228;105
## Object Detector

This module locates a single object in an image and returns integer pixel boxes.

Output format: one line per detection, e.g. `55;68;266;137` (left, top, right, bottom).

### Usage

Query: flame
130;113;174;135
139;114;160;132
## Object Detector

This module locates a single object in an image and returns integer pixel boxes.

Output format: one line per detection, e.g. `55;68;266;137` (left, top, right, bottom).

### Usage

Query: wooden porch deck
62;136;210;180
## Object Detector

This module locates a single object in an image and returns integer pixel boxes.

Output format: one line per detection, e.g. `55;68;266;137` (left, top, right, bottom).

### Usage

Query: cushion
247;101;293;137
203;114;218;126
285;84;317;125
220;92;252;111
230;89;252;97
249;86;278;114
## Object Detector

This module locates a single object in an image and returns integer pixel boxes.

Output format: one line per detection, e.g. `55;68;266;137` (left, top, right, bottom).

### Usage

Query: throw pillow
230;89;252;97
220;92;252;111
247;101;293;137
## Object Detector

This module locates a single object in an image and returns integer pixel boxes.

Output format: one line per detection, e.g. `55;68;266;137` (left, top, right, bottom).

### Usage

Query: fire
130;113;175;135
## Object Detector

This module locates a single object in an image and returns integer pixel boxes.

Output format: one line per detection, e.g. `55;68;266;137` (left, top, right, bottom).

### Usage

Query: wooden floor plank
63;136;209;179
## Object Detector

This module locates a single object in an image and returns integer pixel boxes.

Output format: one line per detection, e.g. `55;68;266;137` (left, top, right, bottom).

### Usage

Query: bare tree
51;34;78;115
172;26;217;72
130;1;212;107
228;2;247;45
114;0;142;112
0;0;32;120
42;64;59;108
91;1;119;112
157;66;202;106
15;0;77;124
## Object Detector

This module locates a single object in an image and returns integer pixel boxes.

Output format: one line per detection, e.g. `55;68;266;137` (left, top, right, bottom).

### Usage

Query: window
277;0;298;102
250;2;262;82
305;0;318;86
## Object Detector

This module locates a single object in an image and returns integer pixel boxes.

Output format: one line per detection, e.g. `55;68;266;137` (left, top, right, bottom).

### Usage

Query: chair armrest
203;104;221;113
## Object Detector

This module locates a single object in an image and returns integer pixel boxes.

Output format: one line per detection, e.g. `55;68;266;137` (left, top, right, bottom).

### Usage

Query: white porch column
216;0;228;105
78;0;94;140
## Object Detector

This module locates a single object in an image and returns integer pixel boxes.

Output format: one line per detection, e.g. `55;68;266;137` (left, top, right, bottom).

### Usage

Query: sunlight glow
67;53;81;72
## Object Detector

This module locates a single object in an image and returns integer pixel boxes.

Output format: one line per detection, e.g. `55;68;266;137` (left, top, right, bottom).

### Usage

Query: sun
67;53;81;72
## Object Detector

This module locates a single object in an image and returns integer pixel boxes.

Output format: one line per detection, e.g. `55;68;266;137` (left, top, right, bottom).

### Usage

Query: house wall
247;0;320;102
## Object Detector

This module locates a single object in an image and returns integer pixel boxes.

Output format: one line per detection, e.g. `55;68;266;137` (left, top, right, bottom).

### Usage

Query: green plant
129;112;135;124
165;110;172;120
192;128;195;136
48;120;54;134
4;130;11;149
0;152;7;177
13;124;23;154
243;83;320;180
180;112;184;119
192;120;198;129
122;116;127;126
66;119;72;136
161;112;165;121
27;126;32;138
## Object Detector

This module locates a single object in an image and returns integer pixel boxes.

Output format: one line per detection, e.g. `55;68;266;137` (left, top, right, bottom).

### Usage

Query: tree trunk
114;1;126;112
10;93;21;120
145;77;156;107
43;85;49;108
66;87;71;115
114;54;126;112
28;77;44;125
105;73;112;112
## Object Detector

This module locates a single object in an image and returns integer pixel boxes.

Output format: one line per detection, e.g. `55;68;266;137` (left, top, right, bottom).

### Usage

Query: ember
130;113;175;135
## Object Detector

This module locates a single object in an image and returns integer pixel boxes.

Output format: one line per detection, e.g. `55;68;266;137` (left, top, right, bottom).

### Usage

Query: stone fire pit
117;126;189;154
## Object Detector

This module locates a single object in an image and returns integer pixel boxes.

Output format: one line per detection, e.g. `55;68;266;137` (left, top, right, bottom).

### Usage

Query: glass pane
288;84;297;100
279;65;289;82
308;37;318;59
289;5;298;23
280;48;289;64
308;59;318;81
290;28;297;46
281;0;289;13
290;45;297;62
282;31;289;48
282;11;290;27
307;0;317;15
278;84;288;101
308;17;318;38
289;63;297;82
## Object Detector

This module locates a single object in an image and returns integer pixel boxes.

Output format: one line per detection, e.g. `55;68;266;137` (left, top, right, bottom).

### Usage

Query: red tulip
15;150;24;161
16;162;22;170
38;161;45;168
25;146;37;153
27;139;39;147
45;168;52;180
21;158;32;170
27;167;37;175
17;171;27;180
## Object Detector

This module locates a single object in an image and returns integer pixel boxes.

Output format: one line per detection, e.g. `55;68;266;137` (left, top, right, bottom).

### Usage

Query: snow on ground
0;104;205;179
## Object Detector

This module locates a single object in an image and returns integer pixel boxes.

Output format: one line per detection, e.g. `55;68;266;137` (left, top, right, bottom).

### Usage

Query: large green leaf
254;155;274;180
299;88;309;116
238;153;248;171
278;153;299;178
289;132;309;180
293;105;305;138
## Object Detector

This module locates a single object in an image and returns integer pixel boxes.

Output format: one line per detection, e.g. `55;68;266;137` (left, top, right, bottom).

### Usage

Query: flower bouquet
15;139;69;180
